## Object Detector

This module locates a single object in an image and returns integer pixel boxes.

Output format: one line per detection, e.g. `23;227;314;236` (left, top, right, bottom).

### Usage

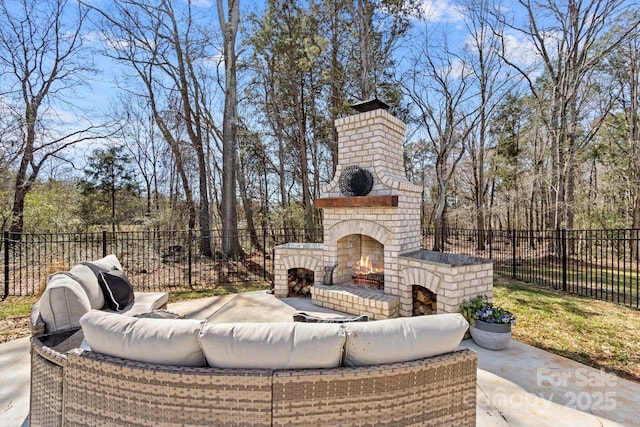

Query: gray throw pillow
98;267;134;311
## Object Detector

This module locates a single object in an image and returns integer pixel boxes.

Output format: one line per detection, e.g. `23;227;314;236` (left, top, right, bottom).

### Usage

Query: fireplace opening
335;234;384;289
413;285;437;315
287;268;313;297
352;254;384;288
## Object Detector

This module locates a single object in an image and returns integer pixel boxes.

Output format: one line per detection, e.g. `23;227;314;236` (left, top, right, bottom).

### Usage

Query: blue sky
4;0;632;178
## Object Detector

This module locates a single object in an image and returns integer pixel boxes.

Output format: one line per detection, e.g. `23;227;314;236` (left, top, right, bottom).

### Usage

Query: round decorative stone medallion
339;165;374;197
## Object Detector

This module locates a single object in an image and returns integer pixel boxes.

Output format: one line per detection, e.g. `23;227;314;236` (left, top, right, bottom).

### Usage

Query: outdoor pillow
80;310;206;367
98;267;134;311
39;273;92;333
199;322;346;369
343;313;468;367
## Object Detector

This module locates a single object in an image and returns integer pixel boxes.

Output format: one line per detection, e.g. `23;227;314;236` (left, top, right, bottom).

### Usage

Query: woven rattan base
272;349;476;426
31;336;477;426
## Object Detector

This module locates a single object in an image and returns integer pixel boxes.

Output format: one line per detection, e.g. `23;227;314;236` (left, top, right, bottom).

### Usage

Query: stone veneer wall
273;244;324;298
398;256;493;317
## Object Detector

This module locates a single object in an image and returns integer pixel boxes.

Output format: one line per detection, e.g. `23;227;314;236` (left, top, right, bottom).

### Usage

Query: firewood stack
288;268;314;297
413;286;437;316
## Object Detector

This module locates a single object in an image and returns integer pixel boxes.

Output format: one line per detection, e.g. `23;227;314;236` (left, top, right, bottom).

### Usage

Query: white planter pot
469;320;512;350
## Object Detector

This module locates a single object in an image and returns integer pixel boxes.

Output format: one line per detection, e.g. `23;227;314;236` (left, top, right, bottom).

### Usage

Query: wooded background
1;0;639;258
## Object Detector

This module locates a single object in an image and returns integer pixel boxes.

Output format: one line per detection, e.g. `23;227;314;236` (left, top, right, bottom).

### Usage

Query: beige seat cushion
199;322;346;369
39;273;92;333
80;310;206;367
343;313;469;367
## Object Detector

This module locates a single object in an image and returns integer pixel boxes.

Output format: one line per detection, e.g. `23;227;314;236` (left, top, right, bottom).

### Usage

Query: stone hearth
273;101;492;319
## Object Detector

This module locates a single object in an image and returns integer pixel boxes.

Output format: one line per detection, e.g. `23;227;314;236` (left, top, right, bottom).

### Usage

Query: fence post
102;230;107;258
488;229;493;260
263;227;267;280
511;229;516;279
562;228;567;291
188;229;193;287
3;231;9;299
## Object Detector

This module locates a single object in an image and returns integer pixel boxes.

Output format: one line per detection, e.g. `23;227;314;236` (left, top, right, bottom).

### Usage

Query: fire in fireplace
352;255;384;289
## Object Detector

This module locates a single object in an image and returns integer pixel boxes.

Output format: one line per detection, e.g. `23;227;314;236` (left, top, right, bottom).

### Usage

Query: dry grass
0;296;38;343
493;275;640;382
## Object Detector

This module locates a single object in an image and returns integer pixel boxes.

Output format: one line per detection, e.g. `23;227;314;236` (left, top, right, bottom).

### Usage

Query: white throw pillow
80;310;206;367
199;322;346;369
343;313;469;367
39;273;92;333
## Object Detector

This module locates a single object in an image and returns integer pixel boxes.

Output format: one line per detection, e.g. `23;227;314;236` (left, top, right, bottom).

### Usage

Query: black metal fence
2;227;639;310
1;228;322;298
422;228;640;309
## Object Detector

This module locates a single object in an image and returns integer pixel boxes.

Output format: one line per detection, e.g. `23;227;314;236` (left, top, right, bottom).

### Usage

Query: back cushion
89;254;123;271
199;322;346;369
39;273;92;333
69;264;105;309
343;313;469;367
80;310;206;367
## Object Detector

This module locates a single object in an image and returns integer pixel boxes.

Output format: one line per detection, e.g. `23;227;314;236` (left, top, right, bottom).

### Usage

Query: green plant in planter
460;295;516;327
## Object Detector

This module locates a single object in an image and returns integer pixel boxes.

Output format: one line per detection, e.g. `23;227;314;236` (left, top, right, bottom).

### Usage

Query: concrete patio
2;290;639;426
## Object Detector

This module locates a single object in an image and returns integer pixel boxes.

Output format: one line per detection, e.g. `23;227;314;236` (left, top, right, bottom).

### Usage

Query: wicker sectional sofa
30;261;477;426
30;312;477;426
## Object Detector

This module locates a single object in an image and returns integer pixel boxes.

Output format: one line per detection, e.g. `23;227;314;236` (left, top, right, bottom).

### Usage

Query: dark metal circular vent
339;165;374;197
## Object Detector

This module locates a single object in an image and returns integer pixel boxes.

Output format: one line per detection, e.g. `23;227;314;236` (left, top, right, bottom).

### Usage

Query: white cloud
501;31;539;69
81;31;102;45
201;54;224;68
189;0;212;7
419;0;464;23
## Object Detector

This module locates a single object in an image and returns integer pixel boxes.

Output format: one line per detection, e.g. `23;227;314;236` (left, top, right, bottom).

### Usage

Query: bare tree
0;0;109;235
116;96;163;217
496;0;640;232
404;32;477;251
90;0;215;255
460;0;512;249
217;0;241;256
600;11;640;259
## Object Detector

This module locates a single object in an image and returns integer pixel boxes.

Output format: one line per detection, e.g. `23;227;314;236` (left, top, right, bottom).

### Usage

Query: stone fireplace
273;100;493;319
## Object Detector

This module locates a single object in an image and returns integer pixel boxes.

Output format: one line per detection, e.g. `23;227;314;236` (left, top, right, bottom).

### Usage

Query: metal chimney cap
350;98;390;113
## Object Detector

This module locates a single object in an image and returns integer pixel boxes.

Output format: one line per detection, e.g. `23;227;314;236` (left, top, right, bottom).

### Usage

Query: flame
353;255;383;275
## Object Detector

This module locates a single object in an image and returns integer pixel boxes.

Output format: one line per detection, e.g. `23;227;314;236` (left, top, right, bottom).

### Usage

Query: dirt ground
0;315;31;344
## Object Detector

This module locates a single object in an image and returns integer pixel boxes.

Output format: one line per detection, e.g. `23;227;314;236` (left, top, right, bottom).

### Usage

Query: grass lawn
493;275;640;382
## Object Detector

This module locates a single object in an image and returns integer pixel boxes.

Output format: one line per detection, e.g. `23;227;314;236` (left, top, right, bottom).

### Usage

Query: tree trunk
218;0;241;257
236;152;260;250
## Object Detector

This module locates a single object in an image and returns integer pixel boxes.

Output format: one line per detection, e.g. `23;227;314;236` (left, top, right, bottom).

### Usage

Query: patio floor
2;290;639;426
